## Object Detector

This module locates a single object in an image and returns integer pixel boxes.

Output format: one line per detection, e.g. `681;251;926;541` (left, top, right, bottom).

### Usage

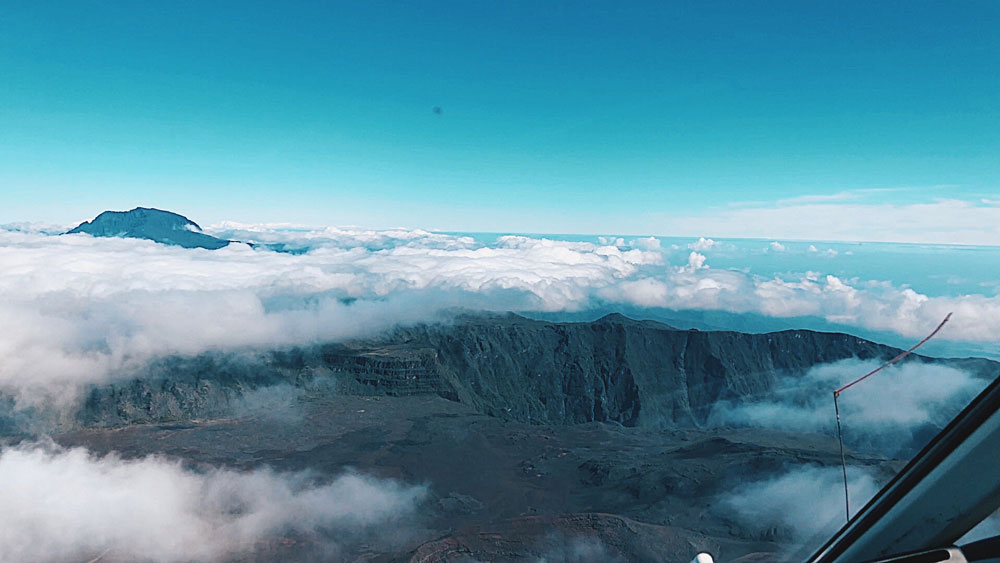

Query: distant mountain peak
593;312;676;330
67;207;230;250
595;312;631;323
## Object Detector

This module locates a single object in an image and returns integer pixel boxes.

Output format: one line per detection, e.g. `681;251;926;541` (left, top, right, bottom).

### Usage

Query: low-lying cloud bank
726;463;1000;554
708;359;985;458
720;465;881;546
1;225;997;405
0;228;659;404
0;441;426;562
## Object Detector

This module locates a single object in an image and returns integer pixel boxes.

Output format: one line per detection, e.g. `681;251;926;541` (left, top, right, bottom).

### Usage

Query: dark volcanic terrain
57;395;901;562
13;313;999;562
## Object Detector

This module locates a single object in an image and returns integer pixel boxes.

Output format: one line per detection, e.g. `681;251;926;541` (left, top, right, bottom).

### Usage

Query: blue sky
2;1;998;239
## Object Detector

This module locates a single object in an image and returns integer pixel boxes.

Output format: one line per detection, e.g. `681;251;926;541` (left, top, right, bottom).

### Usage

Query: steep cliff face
69;313;1000;430
74;345;448;427
77;352;307;427
383;313;993;427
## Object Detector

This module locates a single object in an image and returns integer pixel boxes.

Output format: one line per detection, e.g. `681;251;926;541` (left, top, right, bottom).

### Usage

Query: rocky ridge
71;312;1000;430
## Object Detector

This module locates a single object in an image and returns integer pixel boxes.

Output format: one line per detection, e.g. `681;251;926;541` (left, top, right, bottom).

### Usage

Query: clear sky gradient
2;1;998;239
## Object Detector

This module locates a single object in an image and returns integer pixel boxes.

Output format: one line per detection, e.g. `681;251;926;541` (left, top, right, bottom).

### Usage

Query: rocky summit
67;207;230;249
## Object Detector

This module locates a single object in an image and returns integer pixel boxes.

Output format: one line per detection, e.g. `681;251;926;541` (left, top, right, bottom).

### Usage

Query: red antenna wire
833;312;953;522
835;313;953;397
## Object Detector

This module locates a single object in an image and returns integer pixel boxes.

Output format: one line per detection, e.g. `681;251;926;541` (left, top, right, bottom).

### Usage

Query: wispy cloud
771;187;935;207
668;197;1000;245
774;190;867;206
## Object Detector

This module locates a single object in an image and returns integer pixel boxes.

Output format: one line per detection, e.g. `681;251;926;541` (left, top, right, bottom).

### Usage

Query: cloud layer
708;359;985;457
0;229;662;403
0;441;426;562
1;225;998;407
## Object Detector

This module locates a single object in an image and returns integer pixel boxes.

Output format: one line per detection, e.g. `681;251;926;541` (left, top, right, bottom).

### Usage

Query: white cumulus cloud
2;224;999;410
0;229;664;405
629;236;661;251
0;441;426;563
687;237;717;251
